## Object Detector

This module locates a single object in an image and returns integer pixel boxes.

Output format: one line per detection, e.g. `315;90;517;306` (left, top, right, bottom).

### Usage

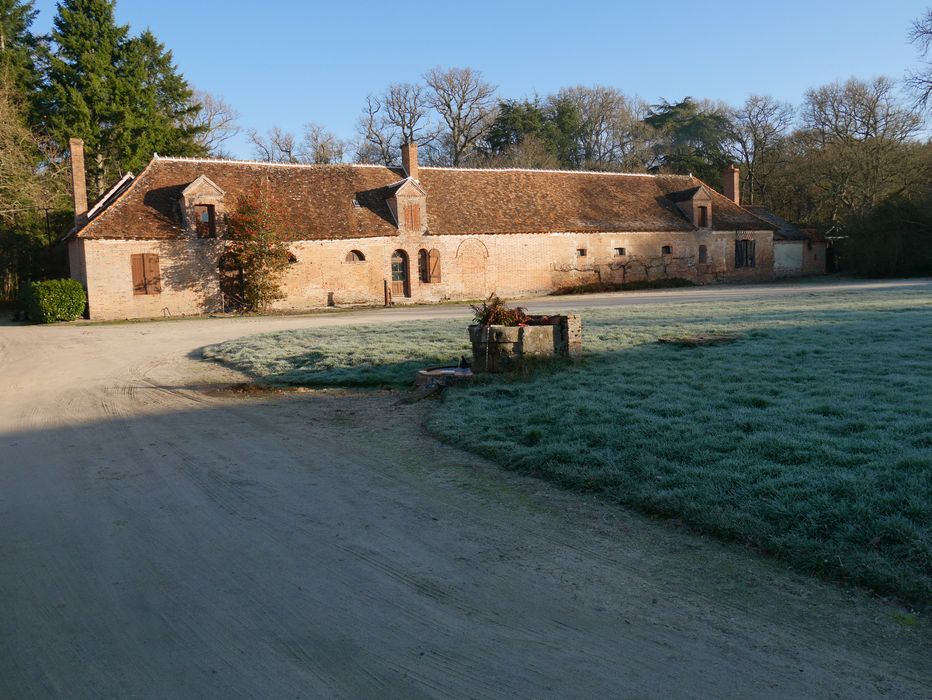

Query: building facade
64;140;799;320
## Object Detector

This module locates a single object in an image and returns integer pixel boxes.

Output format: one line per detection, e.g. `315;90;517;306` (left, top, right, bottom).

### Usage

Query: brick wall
81;238;223;319
78;229;776;319
274;229;775;312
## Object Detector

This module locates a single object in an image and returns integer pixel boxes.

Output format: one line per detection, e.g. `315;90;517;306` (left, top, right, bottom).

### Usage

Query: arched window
418;249;429;282
345;250;365;263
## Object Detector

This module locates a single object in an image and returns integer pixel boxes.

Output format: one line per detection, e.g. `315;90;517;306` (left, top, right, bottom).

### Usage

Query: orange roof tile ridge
152;154;394;170
420;165;659;177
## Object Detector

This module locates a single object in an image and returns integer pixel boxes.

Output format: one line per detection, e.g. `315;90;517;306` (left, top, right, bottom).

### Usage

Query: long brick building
63;139;821;320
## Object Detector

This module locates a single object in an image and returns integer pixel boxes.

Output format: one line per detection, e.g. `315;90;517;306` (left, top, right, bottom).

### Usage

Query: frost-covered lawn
203;289;932;602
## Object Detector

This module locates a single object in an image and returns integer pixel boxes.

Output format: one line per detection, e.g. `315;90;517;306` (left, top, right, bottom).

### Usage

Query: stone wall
274;229;776;312
76;228;776;319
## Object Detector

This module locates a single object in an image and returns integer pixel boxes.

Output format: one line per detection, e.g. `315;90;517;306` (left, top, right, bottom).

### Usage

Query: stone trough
469;314;582;373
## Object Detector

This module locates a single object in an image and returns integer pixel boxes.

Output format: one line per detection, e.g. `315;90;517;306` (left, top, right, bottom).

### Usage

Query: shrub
22;278;87;323
471;294;527;326
224;188;292;312
552;278;696;295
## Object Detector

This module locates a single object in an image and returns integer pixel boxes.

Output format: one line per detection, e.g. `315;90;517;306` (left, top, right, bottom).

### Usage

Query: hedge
22;278;87;323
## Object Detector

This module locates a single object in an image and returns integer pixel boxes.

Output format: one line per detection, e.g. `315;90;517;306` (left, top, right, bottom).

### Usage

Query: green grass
202;288;932;603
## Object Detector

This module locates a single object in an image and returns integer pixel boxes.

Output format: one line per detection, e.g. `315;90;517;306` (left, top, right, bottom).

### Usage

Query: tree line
1;1;931;300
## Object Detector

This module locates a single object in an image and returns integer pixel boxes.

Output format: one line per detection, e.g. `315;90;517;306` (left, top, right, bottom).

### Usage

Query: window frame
193;204;216;238
735;239;756;268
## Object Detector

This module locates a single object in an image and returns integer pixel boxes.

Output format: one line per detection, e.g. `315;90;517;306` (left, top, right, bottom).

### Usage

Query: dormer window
181;175;225;238
385;177;427;233
194;204;216;238
668;185;712;229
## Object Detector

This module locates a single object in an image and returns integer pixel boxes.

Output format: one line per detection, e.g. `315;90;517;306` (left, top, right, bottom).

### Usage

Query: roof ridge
153;155;666;179
153;155;397;170
420;165;657;177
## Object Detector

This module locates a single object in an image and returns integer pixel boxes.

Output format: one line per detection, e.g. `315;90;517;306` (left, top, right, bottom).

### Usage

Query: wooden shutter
428;249;441;283
131;254;147;295
144;254;161;293
748;240;756;267
403;203;420;230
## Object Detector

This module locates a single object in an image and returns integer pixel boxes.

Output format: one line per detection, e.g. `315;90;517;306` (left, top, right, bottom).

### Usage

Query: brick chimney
69;137;88;224
401;141;418;181
723;164;740;205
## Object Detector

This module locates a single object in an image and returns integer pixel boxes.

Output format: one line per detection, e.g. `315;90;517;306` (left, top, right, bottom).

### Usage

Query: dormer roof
385;176;428;197
181;174;225;199
665;185;712;203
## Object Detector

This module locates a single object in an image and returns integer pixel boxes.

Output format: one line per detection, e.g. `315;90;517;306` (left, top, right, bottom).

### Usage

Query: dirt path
1;280;930;698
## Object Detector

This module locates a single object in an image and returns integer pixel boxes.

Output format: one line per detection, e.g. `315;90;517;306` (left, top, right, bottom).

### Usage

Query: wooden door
218;254;245;312
391;250;410;298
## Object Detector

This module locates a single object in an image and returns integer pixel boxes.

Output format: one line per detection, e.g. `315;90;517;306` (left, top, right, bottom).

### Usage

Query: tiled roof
744;205;808;241
72;157;777;240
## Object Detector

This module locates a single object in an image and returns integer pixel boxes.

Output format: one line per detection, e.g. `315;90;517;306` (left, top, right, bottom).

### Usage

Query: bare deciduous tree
556;86;651;170
248;126;297;163
298;122;345;164
424;66;496;166
0;75;66;222
354;83;437;165
384;82;435;145
188;90;240;157
907;8;932;109
354;94;396;165
798;77;924;222
727;95;794;204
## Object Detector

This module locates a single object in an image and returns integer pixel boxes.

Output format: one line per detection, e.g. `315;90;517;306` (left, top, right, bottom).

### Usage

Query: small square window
614;247;626;256
576;248;587;257
662;245;672;255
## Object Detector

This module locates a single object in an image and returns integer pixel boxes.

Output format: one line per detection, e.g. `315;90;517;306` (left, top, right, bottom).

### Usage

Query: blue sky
32;0;928;158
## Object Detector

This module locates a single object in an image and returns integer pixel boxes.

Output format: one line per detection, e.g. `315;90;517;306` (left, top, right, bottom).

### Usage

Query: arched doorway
218;253;245;312
390;249;411;298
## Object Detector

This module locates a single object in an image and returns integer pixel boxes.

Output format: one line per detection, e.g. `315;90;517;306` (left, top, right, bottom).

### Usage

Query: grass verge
203;288;932;603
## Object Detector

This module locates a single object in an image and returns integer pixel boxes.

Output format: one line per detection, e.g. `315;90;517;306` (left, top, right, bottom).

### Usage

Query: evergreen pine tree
43;0;127;197
113;29;205;169
43;0;205;199
0;0;42;101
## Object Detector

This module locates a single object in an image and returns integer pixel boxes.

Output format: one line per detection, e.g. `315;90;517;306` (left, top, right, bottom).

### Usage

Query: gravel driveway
1;280;929;698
